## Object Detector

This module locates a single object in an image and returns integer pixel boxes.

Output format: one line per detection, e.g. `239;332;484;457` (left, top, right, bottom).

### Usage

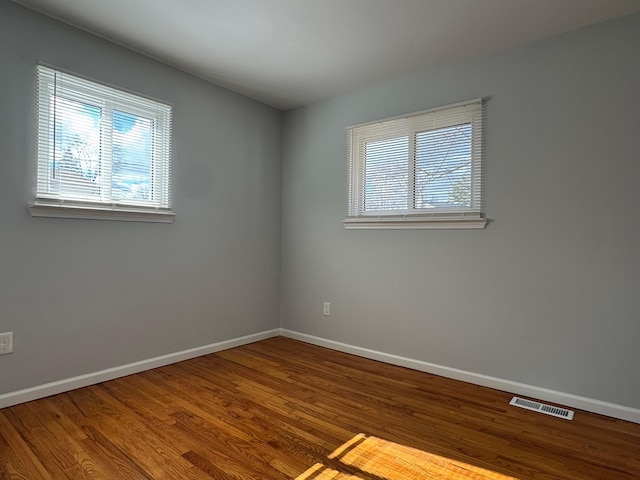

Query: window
345;99;486;229
30;66;174;222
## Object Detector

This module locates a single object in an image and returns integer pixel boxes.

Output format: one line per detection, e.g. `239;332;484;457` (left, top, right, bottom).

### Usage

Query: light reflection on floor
295;433;518;480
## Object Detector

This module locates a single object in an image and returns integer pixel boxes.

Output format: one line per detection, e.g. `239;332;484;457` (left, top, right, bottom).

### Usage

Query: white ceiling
13;0;640;110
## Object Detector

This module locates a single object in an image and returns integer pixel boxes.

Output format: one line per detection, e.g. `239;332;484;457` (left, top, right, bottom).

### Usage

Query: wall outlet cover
0;332;13;354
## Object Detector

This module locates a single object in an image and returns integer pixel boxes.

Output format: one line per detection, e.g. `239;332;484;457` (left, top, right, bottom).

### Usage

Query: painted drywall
0;1;282;394
281;13;640;409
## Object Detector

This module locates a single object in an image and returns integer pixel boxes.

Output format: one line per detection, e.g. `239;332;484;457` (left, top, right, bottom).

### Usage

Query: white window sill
28;202;175;223
343;216;487;230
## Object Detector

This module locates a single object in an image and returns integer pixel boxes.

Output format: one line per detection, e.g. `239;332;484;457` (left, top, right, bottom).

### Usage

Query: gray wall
0;1;282;394
281;13;640;409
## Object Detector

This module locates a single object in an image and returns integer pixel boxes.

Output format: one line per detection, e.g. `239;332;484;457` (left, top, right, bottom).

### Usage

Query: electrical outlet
323;302;331;316
0;332;13;354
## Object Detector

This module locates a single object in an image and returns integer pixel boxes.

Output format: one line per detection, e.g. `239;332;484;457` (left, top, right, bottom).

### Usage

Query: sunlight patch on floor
296;463;362;479
295;433;518;480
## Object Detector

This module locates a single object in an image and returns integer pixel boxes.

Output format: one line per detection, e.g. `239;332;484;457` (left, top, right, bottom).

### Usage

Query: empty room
1;0;640;478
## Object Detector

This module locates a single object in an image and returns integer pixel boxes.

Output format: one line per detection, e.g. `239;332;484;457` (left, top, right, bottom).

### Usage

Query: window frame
344;99;486;230
29;65;174;223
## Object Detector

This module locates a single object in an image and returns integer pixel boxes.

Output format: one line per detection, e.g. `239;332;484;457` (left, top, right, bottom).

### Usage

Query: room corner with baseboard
280;9;640;426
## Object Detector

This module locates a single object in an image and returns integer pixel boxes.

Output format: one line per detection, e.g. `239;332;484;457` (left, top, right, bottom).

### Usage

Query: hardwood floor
1;336;639;479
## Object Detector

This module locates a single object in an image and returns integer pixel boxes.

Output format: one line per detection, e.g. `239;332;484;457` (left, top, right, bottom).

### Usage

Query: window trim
344;98;486;230
342;215;487;230
29;65;174;223
28;201;176;223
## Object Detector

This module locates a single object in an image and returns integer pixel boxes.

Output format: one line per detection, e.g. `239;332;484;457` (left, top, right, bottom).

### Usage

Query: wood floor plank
0;411;55;480
47;395;157;480
24;400;109;480
1;336;640;479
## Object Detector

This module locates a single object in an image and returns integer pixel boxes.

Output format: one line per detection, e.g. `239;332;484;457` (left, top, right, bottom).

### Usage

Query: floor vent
509;396;574;420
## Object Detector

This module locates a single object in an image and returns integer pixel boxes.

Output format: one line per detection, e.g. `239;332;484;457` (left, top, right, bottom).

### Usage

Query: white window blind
31;66;174;222
345;99;486;229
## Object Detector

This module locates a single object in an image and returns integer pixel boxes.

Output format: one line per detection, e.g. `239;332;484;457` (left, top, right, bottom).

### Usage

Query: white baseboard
0;329;280;410
280;329;640;424
4;327;639;424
